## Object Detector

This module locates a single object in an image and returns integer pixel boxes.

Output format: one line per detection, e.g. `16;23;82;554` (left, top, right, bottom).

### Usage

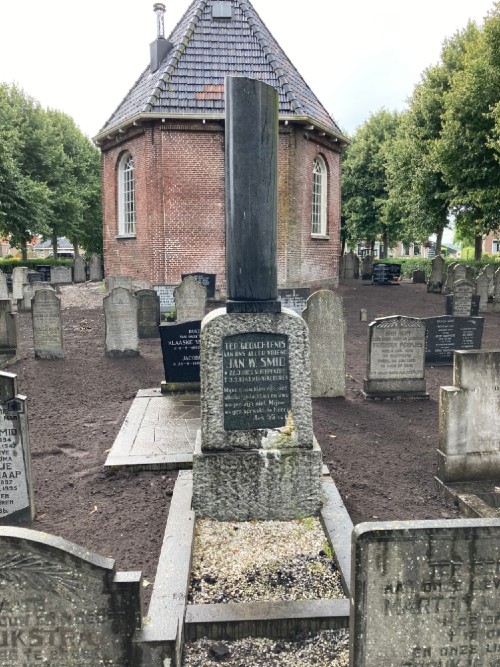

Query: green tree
342;109;400;257
436;5;500;260
385;23;479;255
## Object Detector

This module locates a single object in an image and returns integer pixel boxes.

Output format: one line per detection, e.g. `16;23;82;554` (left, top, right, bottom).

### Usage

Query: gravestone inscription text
159;321;201;383
223;333;291;431
369;320;424;379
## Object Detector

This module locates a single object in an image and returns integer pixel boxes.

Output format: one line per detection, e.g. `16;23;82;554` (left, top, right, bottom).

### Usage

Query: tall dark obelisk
225;76;280;313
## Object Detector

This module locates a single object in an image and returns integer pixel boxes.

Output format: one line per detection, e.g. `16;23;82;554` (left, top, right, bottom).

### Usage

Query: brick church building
95;0;347;293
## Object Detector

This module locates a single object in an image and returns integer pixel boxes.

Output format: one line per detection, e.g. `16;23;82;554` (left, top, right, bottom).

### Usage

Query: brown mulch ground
12;278;496;606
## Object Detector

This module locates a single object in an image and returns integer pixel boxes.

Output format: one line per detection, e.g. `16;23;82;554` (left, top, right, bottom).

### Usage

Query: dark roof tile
100;0;343;137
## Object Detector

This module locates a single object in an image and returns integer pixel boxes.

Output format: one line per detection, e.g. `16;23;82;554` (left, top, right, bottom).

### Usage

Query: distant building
33;237;76;258
95;0;347;293
483;231;500;255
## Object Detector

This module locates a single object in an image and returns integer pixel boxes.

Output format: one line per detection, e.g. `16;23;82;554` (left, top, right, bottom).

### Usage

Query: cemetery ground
8;277;500;661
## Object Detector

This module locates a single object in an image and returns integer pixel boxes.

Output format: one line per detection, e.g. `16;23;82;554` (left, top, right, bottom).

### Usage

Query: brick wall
101;120;341;291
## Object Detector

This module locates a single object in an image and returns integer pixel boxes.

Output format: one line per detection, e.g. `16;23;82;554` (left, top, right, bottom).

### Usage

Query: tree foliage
0;84;101;259
342;109;401;256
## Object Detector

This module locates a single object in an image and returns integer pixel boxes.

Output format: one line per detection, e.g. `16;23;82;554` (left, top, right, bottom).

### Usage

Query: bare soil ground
13;279;496;606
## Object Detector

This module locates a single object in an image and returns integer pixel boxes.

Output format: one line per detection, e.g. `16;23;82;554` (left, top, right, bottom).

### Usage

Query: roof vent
150;3;173;73
212;2;232;19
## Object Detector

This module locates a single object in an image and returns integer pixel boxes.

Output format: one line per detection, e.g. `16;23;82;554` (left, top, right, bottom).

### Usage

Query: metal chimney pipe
153;3;166;39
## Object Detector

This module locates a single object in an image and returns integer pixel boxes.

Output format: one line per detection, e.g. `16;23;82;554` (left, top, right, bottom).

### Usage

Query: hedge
374;257;500;280
0;258;73;274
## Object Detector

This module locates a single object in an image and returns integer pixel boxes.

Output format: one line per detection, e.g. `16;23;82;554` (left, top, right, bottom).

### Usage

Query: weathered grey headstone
351;518;500;667
342;252;356;279
363;316;428;399
303;290;346;397
360;255;373;280
427;255;445;293
443;262;457;293
353;254;360;279
438;350;500;482
73;255;87;283
484;263;496;299
32;289;64;359
0;526;142;664
106;276;133;292
89;253;103;281
0;272;8;300
465;265;475;283
192;77;322;522
12;267;29;302
174;275;206;324
475;271;489;312
494;267;500;313
0;372;34;523
450;279;475;316
50;265;73;285
360;308;368;322
153;284;177;316
411;269;426;284
136;289;160;339
104;287;139;358
0;300;17;355
453;262;467;286
19;282;55;313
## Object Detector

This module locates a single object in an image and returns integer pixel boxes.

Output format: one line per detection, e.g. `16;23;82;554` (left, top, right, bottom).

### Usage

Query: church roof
97;0;344;141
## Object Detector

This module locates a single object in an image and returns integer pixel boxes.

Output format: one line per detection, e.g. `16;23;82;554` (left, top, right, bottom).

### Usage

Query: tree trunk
52;233;58;260
435;225;444;256
370;241;375;256
382;229;389;259
72;237;80;258
20;239;28;262
475;234;483;261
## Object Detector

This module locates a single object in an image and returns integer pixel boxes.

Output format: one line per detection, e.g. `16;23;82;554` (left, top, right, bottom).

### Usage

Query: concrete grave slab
104;390;200;471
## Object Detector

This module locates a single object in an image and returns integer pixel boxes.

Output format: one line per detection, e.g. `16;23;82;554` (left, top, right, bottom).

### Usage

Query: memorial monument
192;77;322;521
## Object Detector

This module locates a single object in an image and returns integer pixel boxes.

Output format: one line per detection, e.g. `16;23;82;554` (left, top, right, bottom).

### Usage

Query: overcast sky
0;0;494;138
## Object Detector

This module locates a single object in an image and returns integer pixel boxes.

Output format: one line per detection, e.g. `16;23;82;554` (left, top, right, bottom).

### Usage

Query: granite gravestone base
363;316;429;400
351;519;500;667
438;350;500;483
159;320;201;393
192;308;322;521
0;527;142;666
0;372;34;524
424;316;484;365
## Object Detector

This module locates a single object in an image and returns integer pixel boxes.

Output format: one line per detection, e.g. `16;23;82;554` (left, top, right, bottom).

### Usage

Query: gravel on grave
188;518;344;604
182;629;349;667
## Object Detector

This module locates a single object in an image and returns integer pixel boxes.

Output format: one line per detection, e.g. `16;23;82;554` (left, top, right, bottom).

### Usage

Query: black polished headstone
28;271;44;284
159;320;201;383
181;273;216;299
35;265;51;282
225;76;280;313
222;332;291;430
372;263;401;285
278;288;310;315
424;315;484;365
445;294;480;317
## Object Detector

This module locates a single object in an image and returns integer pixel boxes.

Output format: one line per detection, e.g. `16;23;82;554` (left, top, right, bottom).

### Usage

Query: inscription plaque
278;288;310;315
424;316;484;365
352;519;500;667
446;294;480;317
159;320;201;383
153;284;177;315
372;263;401;284
181;273;216;298
223;333;291;431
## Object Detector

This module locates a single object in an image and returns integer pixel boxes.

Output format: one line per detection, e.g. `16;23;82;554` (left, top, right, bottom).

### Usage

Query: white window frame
117;152;137;237
311;155;328;237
